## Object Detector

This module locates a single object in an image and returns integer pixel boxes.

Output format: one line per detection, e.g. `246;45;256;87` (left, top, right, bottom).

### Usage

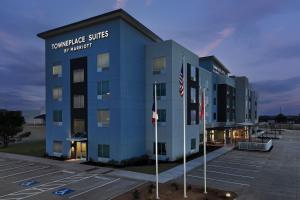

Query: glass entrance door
76;142;87;160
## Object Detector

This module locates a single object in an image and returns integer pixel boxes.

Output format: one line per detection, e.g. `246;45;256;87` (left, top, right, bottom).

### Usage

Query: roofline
37;9;162;42
199;55;230;74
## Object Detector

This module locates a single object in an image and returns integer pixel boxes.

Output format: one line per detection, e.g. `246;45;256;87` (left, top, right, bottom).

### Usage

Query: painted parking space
184;149;270;193
0;155;145;200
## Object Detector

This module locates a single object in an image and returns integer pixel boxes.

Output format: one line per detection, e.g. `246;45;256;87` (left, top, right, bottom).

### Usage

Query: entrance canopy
66;132;87;142
236;122;254;126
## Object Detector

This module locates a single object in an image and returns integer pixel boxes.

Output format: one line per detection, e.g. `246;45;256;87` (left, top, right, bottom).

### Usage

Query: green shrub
132;189;140;199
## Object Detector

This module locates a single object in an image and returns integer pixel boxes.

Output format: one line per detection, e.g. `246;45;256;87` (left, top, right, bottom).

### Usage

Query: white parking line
188;175;250;186
216;158;265;165
106;181;146;200
0;166;50;179
208;164;259;172
0;161;24;167
211;160;262;167
0;164;34;172
13;170;63;183
69;178;121;199
0;173;94;200
197;169;254;179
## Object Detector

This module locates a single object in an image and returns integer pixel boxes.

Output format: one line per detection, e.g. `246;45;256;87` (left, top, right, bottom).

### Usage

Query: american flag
179;64;184;96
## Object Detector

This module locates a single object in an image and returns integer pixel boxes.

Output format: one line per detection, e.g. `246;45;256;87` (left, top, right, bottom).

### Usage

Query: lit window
157;109;166;123
52;87;62;101
73;69;84;83
53;141;63;154
98;144;110;158
97;109;110;127
52;65;62;77
97;53;110;71
191;138;196;150
153;57;166;74
73;95;84;108
97;81;110;99
53;110;62;123
73;119;85;134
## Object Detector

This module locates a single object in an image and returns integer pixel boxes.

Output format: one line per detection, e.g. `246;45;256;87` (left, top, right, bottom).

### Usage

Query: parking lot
181;129;300;200
0;157;143;200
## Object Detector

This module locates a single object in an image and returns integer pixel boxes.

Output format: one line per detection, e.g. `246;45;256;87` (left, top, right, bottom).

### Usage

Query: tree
0;110;25;147
275;113;287;123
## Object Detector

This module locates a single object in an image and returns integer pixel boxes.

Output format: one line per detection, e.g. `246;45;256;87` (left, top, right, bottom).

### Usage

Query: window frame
73;68;85;83
97;109;110;127
97;53;110;72
152;57;166;74
98;144;110;158
52;65;62;77
52;87;62;101
97;80;110;99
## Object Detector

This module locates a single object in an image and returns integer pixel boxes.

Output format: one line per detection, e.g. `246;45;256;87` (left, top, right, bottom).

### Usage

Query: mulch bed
114;182;237;200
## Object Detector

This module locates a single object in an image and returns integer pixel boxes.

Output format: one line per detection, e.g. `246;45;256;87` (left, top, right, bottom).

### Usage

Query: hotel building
38;9;258;162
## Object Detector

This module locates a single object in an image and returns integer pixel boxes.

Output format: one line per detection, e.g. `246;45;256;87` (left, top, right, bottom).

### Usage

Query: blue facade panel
45;18;154;162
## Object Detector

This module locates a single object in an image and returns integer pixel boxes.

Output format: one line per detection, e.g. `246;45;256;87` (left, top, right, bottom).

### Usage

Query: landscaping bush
132;189;140;199
171;182;179;191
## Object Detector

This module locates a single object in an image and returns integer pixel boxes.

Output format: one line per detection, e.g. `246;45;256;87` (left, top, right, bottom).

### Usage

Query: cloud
252;76;300;115
114;0;127;9
198;27;235;56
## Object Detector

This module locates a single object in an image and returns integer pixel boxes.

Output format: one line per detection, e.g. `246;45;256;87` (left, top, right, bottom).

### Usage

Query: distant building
38;9;258;162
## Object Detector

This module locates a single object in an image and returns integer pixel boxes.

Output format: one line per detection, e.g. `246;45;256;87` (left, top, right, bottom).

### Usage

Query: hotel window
97;80;110;99
73;119;85;134
153;142;166;155
52;87;62;101
153;57;166;74
213;84;216;91
191;66;196;81
191;88;196;103
157;109;166;123
53;141;63;154
213;112;216;120
97;53;110;71
98;144;110;158
73;95;84;108
97;109;110;127
52;65;62;77
73;69;84;83
213;98;216;105
191;138;196;150
153;83;166;99
53;110;62;123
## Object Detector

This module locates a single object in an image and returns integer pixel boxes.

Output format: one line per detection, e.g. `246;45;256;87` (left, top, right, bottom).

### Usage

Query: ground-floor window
53;141;63;154
98;144;110;158
153;142;166;155
191;138;196;150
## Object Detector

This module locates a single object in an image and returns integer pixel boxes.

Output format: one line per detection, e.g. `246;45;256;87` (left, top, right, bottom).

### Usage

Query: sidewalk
109;145;235;183
0;145;234;183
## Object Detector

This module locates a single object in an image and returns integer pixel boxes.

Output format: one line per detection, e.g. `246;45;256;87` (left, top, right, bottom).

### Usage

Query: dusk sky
0;0;300;115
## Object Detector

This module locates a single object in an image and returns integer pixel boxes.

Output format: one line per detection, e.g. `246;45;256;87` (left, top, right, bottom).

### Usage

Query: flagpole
154;82;159;199
183;56;187;198
203;87;207;194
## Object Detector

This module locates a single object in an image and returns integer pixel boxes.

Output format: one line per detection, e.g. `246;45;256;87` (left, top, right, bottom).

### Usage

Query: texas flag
200;90;205;120
152;97;158;125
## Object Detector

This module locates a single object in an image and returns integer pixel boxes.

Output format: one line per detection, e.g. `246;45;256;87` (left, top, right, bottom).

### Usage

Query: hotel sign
51;30;109;53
